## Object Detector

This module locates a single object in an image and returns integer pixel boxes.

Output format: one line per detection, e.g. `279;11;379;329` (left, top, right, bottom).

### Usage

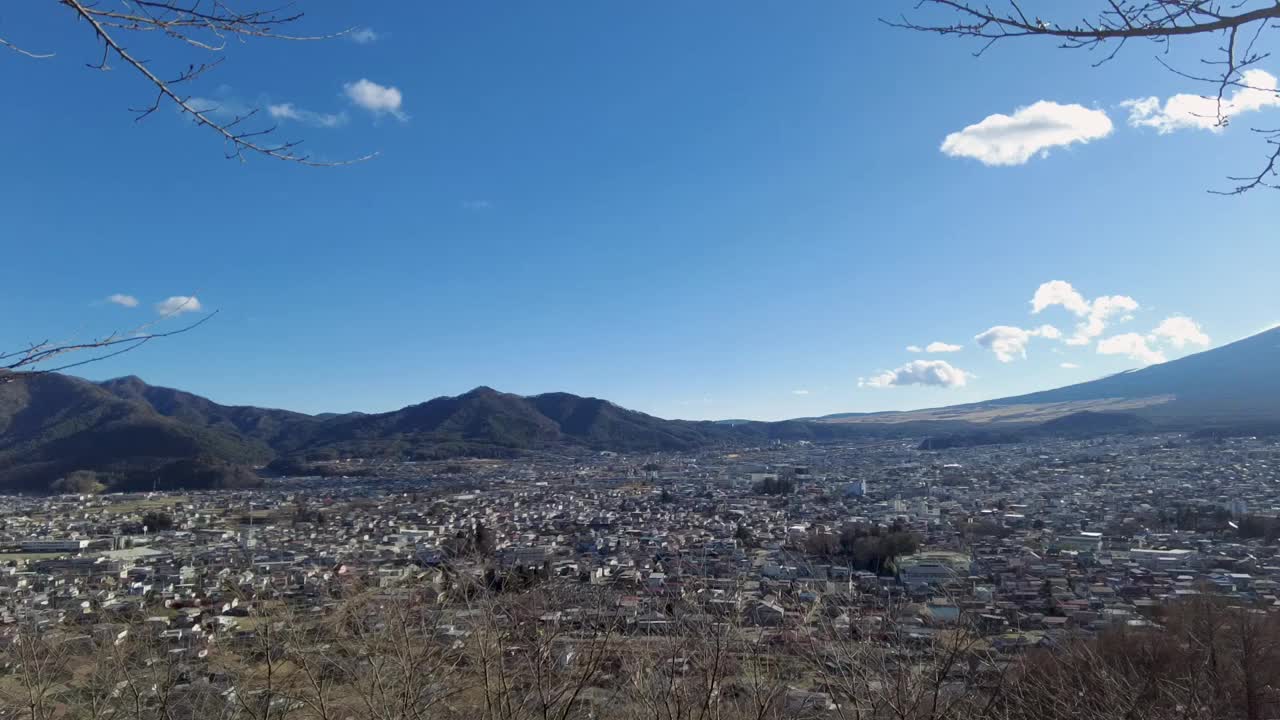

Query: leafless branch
2;1;378;165
886;1;1280;46
0;36;55;58
887;1;1280;193
1;310;218;383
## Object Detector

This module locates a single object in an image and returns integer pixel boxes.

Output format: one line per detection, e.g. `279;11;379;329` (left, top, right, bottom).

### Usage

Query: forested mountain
0;373;265;492
3;327;1279;492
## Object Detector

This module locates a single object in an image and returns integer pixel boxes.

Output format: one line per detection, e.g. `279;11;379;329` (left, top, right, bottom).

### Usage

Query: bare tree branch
56;0;373;166
1;310;219;383
0;36;55;58
887;1;1280;44
887;1;1280;193
1;1;374;164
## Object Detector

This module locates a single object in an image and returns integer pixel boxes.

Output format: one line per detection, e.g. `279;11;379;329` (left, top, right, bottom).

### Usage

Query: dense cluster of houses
0;433;1276;660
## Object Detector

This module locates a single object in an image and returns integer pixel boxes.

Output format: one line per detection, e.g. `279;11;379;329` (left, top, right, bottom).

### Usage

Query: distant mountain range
1;326;1277;492
812;326;1280;426
0;376;900;492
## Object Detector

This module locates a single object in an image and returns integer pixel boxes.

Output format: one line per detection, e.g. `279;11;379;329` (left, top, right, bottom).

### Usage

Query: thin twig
1;311;219;383
53;0;374;165
0;37;55;58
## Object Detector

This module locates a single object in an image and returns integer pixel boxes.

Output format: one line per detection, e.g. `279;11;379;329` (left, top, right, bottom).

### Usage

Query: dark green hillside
0;374;265;492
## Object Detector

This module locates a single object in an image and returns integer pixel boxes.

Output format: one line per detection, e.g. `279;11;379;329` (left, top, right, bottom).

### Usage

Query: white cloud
908;341;962;353
1091;315;1208;365
344;79;406;120
268;103;348;128
1060;362;1080;369
186;96;251;119
1035;324;1062;340
1032;280;1091;316
974;325;1060;362
792;389;811;396
941;101;1113;166
1031;281;1138;346
1123;69;1280;133
1098;333;1166;365
349;27;378;44
106;293;139;308
1072;294;1140;345
156;296;202;316
859;360;972;389
1150;315;1210;349
975;326;1031;362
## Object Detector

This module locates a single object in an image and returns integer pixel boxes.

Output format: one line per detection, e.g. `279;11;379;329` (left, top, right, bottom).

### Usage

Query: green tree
141;511;174;532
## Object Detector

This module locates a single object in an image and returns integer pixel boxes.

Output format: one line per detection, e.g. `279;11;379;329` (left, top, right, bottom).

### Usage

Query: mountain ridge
812;326;1280;426
2;326;1278;492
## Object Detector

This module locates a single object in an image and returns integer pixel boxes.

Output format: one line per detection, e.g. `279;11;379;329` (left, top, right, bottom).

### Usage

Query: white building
1130;548;1197;569
21;539;90;553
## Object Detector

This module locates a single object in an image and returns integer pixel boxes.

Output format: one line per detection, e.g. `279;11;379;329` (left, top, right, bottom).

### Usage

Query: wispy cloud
344;79;407;121
1060;362;1080;369
974;325;1060;363
268;103;348;128
156;295;202;316
791;389;811;396
1122;69;1280;133
106;293;139;308
348;27;378;44
462;200;493;211
186;96;251;119
908;341;962;353
1074;295;1139;345
860;360;972;389
941;101;1113;166
189;91;350;129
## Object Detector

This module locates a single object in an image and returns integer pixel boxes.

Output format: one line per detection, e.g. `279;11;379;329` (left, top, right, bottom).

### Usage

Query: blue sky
2;1;1278;420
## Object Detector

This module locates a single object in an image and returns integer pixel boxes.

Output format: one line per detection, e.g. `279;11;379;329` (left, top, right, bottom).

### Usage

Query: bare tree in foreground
2;1;370;166
888;1;1280;193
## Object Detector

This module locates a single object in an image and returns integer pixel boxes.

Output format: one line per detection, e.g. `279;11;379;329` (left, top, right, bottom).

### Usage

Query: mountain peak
101;374;148;388
816;325;1280;427
5;326;1280;493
